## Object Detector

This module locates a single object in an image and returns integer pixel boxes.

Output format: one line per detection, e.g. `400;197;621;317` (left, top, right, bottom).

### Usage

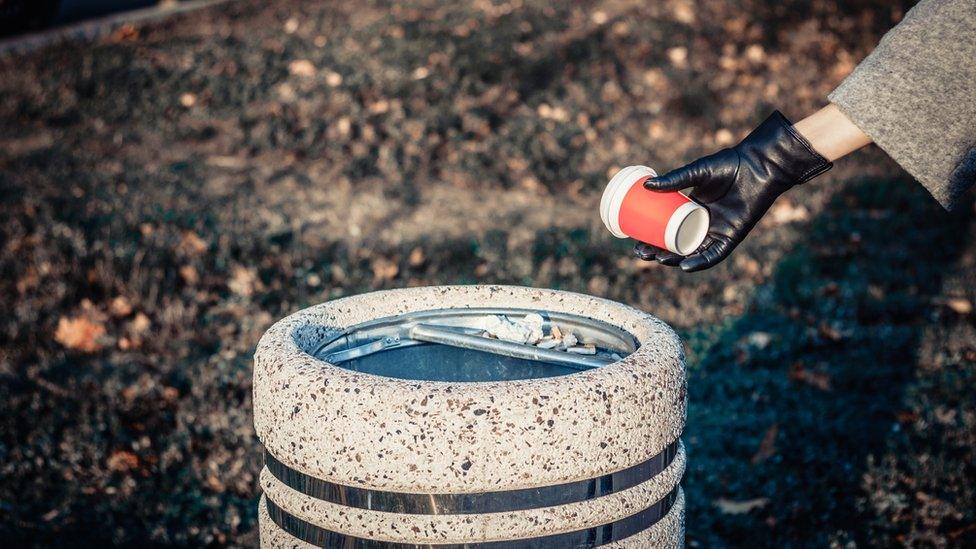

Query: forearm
826;0;976;210
792;104;872;162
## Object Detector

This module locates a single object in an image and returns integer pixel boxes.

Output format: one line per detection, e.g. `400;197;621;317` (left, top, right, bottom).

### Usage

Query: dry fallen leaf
109;24;139;43
790;361;832;391
736;255;762;277
371;257;399;282
408;247;426;268
54;316;106;353
537;103;569;122
896;410;919;424
714;497;769;515
162;386;180;401
129;313;151;335
109;296;133;318
276;82;297;102
324;70;343;87
945;297;973;315
769;200;810;225
519;175;541;192
228;266;259;297
120;313;151;351
288;59;316;77
745;44;765;63
16;267;40;294
667;47;688;68
751;423;779;464
647;120;666;140
672;1;695;24
817;321;846;342
107;450;139;472
368;99;391;115
206;475;226;493
121;384;140;402
722;285;739;303
867;285;886;300
178;231;208;256
587;276;609;295
745;331;773;350
179;264;200;286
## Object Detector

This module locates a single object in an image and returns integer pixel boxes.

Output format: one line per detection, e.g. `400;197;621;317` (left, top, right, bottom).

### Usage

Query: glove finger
643;155;719;192
655;249;682;266
633;242;664;261
680;237;736;272
634;242;683;266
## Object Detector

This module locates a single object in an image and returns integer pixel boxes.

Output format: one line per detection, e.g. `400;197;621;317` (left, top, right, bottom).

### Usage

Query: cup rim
665;201;709;255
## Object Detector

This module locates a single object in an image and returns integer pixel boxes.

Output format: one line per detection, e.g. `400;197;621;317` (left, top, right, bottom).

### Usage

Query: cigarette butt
551;325;563;339
566;345;597;355
537;338;561;349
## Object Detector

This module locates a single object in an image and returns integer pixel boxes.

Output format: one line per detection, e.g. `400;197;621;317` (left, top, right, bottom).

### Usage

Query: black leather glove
634;111;832;272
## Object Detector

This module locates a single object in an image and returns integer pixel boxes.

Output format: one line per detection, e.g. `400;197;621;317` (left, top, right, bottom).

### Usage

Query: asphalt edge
0;0;234;57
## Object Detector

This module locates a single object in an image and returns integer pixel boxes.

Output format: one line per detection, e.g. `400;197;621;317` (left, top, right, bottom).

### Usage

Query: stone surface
259;444;685;544
254;285;686;493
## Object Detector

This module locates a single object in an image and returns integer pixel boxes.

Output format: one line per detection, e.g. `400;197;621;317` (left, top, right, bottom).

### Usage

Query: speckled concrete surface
258;443;684;544
603;489;685;549
258;490;686;548
253;285;686;493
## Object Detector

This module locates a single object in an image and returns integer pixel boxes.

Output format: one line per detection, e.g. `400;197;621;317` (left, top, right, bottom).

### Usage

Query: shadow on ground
681;178;975;547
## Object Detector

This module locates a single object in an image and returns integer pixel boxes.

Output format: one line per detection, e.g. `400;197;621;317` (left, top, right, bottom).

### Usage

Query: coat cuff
826;0;976;211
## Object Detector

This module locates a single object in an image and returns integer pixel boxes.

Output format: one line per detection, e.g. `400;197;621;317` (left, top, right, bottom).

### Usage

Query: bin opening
295;308;639;382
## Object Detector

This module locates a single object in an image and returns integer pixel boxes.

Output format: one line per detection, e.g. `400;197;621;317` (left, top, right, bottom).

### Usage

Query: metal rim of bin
262;488;681;548
306;307;642;379
263;439;679;514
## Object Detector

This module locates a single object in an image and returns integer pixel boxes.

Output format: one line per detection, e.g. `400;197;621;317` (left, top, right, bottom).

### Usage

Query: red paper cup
600;165;709;255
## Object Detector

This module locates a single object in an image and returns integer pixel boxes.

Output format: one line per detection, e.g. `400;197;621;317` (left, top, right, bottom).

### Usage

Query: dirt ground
1;0;974;546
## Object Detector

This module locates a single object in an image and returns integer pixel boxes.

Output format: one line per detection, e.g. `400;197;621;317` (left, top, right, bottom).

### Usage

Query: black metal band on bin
265;488;679;548
264;439;679;515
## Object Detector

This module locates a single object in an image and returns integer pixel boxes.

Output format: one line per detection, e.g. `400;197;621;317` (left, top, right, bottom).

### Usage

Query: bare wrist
793;104;872;162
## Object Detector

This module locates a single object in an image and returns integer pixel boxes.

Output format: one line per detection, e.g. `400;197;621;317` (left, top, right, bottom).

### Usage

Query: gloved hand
634;111;832;272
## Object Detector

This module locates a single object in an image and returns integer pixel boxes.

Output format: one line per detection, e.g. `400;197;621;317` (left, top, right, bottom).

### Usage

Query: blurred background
1;0;974;546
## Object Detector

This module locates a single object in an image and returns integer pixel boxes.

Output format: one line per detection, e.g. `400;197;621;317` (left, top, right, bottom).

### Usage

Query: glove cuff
742;111;833;185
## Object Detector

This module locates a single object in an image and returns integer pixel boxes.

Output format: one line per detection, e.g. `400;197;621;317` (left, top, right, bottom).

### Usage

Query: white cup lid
600;165;656;238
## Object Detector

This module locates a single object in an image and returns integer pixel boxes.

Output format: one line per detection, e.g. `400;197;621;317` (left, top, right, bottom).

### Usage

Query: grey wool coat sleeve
827;0;976;210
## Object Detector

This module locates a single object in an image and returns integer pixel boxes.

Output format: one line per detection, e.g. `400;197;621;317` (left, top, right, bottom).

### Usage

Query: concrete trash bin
253;285;686;547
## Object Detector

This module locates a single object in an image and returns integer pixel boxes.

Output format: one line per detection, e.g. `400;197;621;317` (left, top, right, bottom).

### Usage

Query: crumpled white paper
479;313;544;344
477;313;597;355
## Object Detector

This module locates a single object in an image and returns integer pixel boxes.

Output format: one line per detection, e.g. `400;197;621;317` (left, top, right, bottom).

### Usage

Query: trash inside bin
308;307;639;382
